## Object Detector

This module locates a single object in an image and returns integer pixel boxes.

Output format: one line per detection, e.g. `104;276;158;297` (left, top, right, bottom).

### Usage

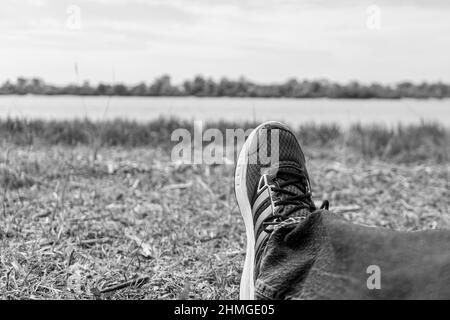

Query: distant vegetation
1;76;450;99
0;118;448;163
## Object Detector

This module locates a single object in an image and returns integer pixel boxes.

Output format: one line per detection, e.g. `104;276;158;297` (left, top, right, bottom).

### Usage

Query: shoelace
261;169;330;232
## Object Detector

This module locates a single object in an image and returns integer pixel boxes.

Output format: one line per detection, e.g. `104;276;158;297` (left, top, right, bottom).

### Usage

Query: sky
1;0;450;85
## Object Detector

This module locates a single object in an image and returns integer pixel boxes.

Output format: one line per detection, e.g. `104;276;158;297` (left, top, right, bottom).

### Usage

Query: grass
0;118;449;299
0;117;449;163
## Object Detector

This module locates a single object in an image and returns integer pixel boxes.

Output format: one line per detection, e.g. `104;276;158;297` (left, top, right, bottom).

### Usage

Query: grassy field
0;119;449;299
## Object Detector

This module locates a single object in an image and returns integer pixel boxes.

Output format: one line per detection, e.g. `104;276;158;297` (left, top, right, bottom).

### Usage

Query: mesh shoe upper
244;123;315;279
245;123;308;204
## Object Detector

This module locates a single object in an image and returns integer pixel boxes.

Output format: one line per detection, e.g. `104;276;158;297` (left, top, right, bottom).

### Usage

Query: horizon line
3;75;450;87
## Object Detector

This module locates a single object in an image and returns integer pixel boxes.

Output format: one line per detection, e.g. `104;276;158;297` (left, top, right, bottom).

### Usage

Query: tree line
1;75;449;99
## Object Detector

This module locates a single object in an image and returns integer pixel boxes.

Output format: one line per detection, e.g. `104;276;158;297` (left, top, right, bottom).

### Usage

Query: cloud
1;0;449;83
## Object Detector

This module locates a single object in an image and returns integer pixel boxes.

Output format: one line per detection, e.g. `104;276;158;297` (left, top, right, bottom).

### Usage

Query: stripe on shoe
254;205;272;240
251;186;274;255
255;227;269;255
252;188;269;215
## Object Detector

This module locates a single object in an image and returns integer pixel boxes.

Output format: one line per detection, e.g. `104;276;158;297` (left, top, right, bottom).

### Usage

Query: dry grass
0;142;448;299
1;118;449;163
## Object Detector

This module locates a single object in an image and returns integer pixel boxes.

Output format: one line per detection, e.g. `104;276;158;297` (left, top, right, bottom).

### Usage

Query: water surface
0;95;448;127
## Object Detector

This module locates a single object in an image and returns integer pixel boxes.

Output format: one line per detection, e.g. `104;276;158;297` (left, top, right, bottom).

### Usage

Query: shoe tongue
272;163;307;195
265;164;311;216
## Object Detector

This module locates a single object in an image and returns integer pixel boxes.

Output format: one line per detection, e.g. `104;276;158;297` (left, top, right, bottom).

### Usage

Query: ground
0;145;449;299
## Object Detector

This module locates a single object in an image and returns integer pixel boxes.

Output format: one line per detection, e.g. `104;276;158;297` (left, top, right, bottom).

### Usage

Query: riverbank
0;118;448;163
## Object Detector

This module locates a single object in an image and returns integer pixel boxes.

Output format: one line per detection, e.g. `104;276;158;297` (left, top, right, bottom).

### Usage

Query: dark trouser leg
255;210;450;300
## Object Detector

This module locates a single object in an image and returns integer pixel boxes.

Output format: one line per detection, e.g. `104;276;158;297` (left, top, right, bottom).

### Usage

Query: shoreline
0;118;448;163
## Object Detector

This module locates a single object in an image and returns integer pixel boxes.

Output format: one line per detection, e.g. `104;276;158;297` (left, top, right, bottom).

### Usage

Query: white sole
234;121;286;300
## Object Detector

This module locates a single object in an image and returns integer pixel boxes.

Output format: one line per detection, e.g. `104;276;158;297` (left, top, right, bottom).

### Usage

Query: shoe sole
234;121;287;300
